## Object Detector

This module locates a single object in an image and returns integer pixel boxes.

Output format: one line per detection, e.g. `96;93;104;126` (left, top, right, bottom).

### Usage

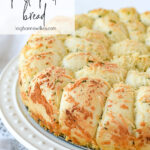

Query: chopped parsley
127;12;130;15
82;80;87;83
70;81;75;84
108;31;112;34
104;127;108;130
38;119;41;123
55;80;61;84
110;19;116;23
25;106;28;110
88;60;94;63
76;35;80;38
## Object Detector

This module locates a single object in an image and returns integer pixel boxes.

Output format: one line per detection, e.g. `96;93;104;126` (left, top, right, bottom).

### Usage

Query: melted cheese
110;39;148;56
96;83;135;150
75;62;126;85
62;52;98;71
59;78;110;147
19;52;61;94
76;27;110;48
65;37;110;60
125;20;146;42
29;66;73;133
93;18;128;43
88;8;119;21
111;54;150;71
135;87;150;149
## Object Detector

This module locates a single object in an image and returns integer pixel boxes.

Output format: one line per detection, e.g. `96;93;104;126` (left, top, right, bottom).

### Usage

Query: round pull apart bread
19;8;150;150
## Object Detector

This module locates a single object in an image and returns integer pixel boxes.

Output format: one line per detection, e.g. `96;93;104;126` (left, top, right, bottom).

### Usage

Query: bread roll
28;66;73;134
118;8;139;23
59;78;110;147
141;11;150;26
125;21;146;42
135;87;150;150
93;18;128;43
126;70;150;88
63;52;98;71
75;62;126;85
111;54;150;71
96;83;135;150
75;14;94;29
65;37;110;60
110;39;148;56
76;27;110;48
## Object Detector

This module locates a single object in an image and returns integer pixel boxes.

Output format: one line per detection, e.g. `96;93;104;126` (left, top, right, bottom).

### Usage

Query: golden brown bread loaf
19;7;150;150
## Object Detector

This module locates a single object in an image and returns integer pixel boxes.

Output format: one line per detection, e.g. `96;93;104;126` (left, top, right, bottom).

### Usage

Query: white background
76;0;150;14
0;0;75;34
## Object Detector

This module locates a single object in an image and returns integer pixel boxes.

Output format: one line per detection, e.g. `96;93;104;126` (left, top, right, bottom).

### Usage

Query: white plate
0;57;89;150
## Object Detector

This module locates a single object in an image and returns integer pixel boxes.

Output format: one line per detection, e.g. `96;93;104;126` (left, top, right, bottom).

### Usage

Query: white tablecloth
0;119;26;150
